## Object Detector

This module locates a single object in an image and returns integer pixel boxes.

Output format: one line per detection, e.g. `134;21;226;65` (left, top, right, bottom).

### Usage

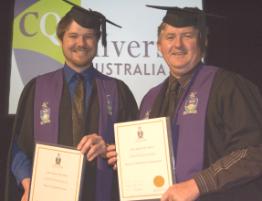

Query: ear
157;40;161;52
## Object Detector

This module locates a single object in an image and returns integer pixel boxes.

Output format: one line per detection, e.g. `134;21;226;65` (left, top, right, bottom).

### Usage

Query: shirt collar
63;63;95;83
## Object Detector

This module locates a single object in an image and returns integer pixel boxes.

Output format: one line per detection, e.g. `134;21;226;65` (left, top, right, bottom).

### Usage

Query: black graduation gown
5;75;138;201
148;68;262;201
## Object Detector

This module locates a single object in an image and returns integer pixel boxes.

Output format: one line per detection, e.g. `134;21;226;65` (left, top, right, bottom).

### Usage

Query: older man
108;5;262;201
138;5;262;201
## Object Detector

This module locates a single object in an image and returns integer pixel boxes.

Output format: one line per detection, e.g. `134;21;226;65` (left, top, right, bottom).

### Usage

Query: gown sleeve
10;78;36;184
193;69;262;194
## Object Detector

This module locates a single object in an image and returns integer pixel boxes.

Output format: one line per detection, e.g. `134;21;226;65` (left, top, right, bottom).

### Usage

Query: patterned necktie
72;74;85;146
167;79;180;118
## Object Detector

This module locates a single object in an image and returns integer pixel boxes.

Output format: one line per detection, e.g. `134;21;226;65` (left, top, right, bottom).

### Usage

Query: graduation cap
146;5;224;28
62;0;122;47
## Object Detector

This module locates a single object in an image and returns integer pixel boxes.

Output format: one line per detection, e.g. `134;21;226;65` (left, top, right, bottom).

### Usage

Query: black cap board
146;5;224;28
62;0;122;47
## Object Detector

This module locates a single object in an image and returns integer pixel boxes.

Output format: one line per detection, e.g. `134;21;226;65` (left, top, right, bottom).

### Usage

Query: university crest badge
40;101;51;125
183;92;198;115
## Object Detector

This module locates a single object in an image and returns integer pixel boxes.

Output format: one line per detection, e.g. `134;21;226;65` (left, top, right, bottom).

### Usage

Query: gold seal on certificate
29;143;85;201
153;175;165;187
114;117;175;201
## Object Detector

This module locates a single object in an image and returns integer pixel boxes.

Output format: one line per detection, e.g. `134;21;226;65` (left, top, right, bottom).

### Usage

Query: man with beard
5;1;138;201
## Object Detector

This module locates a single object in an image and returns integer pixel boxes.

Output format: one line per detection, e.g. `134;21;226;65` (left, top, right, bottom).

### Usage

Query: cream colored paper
29;143;85;201
115;117;175;201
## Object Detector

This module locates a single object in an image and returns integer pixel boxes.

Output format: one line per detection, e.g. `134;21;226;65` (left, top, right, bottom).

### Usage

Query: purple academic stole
34;68;118;201
34;69;63;143
95;73;118;201
139;65;218;182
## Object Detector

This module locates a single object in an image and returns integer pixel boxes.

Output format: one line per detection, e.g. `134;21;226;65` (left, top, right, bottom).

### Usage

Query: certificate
29;143;85;201
114;117;175;201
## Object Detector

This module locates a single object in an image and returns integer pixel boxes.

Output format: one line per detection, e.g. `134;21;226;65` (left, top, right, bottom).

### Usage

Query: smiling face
60;20;99;73
157;23;204;78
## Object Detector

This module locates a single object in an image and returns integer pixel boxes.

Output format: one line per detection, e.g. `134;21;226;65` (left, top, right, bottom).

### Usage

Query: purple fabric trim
139;82;163;119
95;71;118;201
139;65;218;182
34;69;63;143
34;68;118;201
96;72;118;146
174;65;217;182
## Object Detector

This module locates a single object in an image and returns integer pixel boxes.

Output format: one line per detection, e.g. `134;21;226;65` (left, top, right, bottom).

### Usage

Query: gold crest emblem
183;92;198;115
40;102;51;125
137;126;144;139
55;153;61;166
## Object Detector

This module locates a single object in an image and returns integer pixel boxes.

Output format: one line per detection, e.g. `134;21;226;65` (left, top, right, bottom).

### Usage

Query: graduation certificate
114;117;175;201
29;143;85;201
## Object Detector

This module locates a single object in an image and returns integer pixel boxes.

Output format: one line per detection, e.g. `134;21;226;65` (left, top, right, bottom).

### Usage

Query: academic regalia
139;64;262;201
5;67;138;201
5;0;129;200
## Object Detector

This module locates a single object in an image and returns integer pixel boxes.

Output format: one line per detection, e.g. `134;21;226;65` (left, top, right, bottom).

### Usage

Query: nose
174;36;183;48
77;36;86;46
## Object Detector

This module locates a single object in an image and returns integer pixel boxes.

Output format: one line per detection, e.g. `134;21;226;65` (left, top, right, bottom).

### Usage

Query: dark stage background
1;0;262;200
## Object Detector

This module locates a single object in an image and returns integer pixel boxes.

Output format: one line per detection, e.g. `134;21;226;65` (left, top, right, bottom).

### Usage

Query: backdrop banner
9;0;202;114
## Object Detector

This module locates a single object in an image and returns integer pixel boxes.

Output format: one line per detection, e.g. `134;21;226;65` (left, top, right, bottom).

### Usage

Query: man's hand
161;179;200;201
106;144;117;170
77;134;106;161
21;178;30;201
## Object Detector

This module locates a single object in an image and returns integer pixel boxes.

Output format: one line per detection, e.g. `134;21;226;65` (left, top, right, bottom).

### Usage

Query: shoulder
21;78;36;96
139;78;168;113
94;70;131;91
19;69;64;101
94;72;138;112
35;68;64;81
93;71;137;105
143;78;167;99
212;68;260;94
208;67;262;113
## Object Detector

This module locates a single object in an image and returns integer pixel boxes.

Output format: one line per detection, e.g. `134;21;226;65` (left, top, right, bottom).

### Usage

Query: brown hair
56;13;101;41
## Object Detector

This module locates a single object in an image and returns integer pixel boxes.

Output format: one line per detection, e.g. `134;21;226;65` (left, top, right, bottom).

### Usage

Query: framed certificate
29;143;85;201
114;117;175;201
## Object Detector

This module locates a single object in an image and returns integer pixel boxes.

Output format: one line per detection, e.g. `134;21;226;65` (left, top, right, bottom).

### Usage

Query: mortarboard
62;0;122;47
146;5;224;28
